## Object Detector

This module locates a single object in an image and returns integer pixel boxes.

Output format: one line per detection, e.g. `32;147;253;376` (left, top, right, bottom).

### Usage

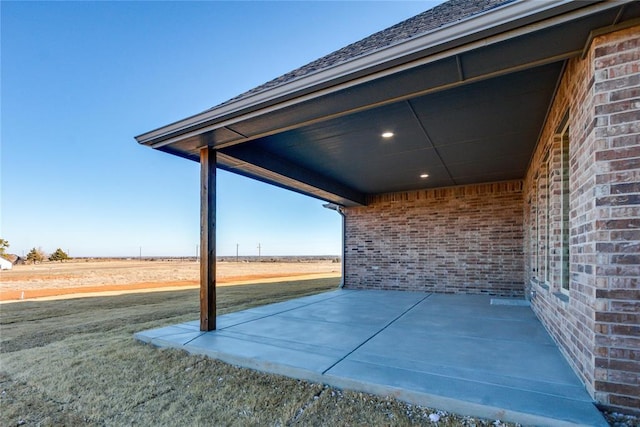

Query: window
531;175;538;278
537;152;549;284
545;154;552;284
531;116;570;297
560;125;570;293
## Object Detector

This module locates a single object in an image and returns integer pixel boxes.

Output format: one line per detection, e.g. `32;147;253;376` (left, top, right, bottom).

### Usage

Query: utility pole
139;246;142;261
257;243;261;261
236;243;239;263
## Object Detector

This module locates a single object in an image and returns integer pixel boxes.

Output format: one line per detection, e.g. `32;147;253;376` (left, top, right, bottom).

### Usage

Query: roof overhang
136;0;640;207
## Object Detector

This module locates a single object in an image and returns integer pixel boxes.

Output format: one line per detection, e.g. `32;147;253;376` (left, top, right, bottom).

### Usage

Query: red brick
523;26;640;415
596;50;640;68
596;289;640;300
610;230;640;241
594;381;640;396
610;110;640;125
608;395;640;413
597;219;640;230
596;242;640;253
596;195;640;206
611;254;640;265
594;38;640;57
595;146;640;161
611;301;640;312
611;134;640;148
596;358;640;373
344;181;524;297
594;73;640;92
609;156;640;172
611;182;640;194
610;87;640;102
611;324;640;336
596;312;640;325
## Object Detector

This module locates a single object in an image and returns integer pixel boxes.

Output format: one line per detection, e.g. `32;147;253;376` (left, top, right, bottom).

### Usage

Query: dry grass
1;278;515;426
1;260;340;298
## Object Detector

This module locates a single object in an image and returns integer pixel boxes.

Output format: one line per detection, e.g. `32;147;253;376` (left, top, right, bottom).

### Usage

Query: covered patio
135;0;640;420
134;0;639;328
136;290;607;426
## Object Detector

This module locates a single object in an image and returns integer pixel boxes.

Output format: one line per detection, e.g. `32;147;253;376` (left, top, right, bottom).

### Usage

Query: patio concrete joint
322;293;432;375
135;290;608;427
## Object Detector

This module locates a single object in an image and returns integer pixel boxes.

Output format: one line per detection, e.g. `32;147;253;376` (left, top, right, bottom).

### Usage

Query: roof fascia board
136;0;623;148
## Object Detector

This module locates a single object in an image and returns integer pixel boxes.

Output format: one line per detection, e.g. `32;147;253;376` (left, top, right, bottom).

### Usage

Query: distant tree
49;248;69;262
26;247;46;264
0;238;8;258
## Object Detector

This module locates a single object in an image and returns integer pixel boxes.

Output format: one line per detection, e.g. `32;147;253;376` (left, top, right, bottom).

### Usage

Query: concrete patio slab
135;290;607;426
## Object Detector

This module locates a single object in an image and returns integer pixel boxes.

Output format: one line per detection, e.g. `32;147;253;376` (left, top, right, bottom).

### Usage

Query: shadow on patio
135;290;606;426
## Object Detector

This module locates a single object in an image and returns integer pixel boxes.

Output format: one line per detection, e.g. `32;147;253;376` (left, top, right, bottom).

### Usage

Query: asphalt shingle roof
214;0;514;109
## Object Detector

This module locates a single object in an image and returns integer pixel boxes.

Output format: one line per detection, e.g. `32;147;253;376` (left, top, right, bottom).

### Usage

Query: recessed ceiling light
381;131;394;138
420;173;429;178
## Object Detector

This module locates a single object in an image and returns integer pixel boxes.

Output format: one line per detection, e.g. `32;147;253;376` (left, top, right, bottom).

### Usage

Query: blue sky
2;1;439;257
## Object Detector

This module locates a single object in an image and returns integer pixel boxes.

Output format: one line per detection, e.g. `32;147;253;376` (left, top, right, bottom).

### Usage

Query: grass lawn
1;278;515;426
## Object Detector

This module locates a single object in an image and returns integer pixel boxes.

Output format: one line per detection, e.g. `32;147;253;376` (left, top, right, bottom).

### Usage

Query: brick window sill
532;278;550;291
553;291;569;304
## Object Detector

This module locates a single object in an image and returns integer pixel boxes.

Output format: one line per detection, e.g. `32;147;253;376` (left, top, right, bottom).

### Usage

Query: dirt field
0;260;340;301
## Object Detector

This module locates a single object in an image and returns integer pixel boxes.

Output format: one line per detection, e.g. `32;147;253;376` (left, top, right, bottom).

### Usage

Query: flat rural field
0;259;341;301
1;273;511;426
0;261;521;426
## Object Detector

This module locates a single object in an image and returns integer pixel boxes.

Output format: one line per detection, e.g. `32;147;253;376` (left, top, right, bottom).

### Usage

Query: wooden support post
200;147;216;331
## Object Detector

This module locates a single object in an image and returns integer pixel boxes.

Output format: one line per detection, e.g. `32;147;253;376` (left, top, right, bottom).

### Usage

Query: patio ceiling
137;1;640;206
219;63;561;196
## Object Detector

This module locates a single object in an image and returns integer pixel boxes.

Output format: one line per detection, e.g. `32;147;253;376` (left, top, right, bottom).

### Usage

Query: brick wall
525;25;639;414
592;25;640;414
344;181;524;297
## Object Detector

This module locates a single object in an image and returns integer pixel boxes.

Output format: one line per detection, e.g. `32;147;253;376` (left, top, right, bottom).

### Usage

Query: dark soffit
144;1;640;206
219;63;563;195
